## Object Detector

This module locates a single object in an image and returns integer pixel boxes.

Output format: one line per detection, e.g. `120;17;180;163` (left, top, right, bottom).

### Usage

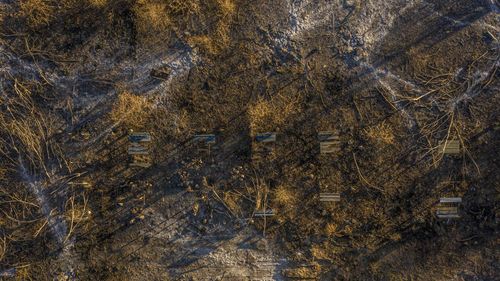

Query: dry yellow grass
18;0;55;29
273;185;297;206
15;267;30;281
215;0;235;17
248;93;302;133
186;0;235;54
135;0;200;17
187;35;217;53
364;121;395;145
311;243;330;260
134;1;173;36
134;0;201;34
283;262;321;279
324;222;338;237
109;92;154;130
10;0;236;57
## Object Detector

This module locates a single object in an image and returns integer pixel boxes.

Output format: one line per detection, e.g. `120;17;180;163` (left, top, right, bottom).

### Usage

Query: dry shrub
311;243;330;260
215;0;235;17
248;93;302;133
248;98;275;132
2;100;58;173
273;185;297;206
214;21;231;47
17;0;55;29
134;1;173;37
110;92;154;130
186;0;235;54
164;0;200;16
15;267;30;281
364;121;395;145
213;0;235;47
134;0;200;38
324;222;338;237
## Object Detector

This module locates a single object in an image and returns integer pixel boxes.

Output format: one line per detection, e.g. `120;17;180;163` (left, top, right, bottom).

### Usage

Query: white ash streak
18;157;77;276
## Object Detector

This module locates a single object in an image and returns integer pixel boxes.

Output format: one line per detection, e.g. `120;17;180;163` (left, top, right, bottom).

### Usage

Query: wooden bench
436;197;461;219
252;132;277;162
128;132;152;168
318;131;340;154
254;209;275;217
439;197;462;203
127;144;150;155
193;134;216;155
319;193;341;202
128;132;152;143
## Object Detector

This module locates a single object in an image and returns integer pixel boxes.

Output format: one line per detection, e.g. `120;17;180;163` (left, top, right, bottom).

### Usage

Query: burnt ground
0;0;499;280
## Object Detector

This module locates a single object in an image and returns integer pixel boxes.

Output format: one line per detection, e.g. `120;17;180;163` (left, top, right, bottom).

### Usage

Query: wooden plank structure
436;197;461;219
128;132;152;143
254;209;275;217
320;193;341;202
128;132;152;168
318;131;341;154
127;145;149;155
439;139;460;154
193;134;216;155
252;132;277;162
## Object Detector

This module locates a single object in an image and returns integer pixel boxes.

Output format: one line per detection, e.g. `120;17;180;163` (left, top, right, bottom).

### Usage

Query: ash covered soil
0;0;499;280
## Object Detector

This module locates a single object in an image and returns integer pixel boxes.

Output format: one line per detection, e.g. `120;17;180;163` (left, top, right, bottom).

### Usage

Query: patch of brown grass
134;0;202;45
248;93;302;133
134;1;173;37
215;0;235;17
273;185;297;206
283;262;321;279
17;0;55;29
324;222;338;237
311;243;330;260
186;0;235;54
110;92;154;130
364;121;395;145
